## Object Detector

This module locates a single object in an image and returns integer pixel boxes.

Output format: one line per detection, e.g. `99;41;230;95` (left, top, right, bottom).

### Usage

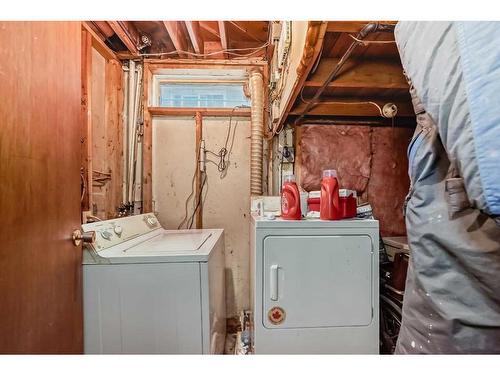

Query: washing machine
250;215;379;354
81;213;225;354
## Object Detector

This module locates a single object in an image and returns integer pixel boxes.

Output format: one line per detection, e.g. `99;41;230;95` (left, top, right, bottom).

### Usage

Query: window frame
151;69;249;109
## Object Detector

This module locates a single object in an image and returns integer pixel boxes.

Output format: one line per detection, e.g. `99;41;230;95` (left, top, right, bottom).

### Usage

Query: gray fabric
395;21;487;215
394;22;500;354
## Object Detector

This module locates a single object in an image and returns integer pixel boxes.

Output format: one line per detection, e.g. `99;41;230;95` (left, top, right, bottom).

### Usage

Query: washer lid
87;228;223;264
124;230;212;254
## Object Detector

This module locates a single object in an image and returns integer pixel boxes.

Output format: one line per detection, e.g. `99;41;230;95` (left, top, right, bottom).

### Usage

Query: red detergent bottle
320;169;341;220
281;174;301;220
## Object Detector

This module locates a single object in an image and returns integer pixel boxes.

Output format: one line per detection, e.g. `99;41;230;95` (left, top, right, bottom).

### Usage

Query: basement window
158;83;248;108
153;69;250;108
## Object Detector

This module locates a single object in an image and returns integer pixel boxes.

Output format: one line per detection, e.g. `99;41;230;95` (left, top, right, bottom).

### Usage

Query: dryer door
262;235;373;329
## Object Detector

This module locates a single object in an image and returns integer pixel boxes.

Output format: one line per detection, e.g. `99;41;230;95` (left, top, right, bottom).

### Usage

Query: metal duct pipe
249;70;264;195
294;22;396;125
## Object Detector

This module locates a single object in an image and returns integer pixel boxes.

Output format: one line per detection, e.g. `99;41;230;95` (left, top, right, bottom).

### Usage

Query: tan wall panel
152;116;251;317
152;117;196;229
202;117;251;317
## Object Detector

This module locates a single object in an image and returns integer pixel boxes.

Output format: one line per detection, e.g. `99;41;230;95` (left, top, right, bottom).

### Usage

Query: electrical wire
348;34;396;46
204;105;247;178
178;105;246;229
139;42;270;58
186;172;208;229
299;89;385;117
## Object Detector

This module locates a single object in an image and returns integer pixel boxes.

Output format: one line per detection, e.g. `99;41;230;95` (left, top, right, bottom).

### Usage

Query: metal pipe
249;70;265;195
293;22;396;125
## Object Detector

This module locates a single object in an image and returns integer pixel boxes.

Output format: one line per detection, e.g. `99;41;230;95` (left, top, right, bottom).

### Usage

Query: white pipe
122;69;129;204
128;64;142;204
249;70;264;195
126;60;136;203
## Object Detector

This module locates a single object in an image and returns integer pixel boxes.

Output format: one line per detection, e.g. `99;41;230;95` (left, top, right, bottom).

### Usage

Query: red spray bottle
281;174;301;220
320;169;341;220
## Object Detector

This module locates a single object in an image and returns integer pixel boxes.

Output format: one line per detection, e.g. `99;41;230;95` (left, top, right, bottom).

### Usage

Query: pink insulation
298;124;414;236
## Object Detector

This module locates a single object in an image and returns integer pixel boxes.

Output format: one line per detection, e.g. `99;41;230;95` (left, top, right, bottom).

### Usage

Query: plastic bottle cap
322;169;337;178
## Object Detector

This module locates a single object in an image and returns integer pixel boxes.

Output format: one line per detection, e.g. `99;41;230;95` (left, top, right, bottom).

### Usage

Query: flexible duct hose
249;70;264;195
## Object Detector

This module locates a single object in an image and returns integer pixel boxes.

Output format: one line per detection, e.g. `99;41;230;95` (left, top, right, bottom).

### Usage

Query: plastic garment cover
396;21;500;217
394;21;500;354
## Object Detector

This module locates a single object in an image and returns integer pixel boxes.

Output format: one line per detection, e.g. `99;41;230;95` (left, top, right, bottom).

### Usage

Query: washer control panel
82;213;161;252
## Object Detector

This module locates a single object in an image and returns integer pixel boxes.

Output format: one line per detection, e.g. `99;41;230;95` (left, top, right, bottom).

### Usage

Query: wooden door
0;22;83;353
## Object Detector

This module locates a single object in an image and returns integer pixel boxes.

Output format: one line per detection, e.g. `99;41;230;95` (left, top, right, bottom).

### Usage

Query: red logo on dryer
268;306;286;324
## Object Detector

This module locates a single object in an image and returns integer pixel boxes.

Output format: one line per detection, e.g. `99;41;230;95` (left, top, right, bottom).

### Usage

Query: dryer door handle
270;264;279;301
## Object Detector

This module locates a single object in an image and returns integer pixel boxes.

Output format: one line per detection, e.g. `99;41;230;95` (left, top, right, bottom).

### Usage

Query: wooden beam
228;21;265;42
305;58;408;90
277;21;328;131
107;21;140;56
195;112;203;229
203;41;225;59
142;63;153;213
104;59;124;218
82;22;117;61
290;98;414;117
199;21;220;39
326;21;398;33
163;21;190;58
81;28;93;213
146;58;266;70
218;21;229;58
184;21;204;54
148;107;251;117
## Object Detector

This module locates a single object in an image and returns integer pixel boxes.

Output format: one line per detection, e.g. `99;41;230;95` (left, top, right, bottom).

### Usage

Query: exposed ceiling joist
184;21;204;54
218;21;229;58
107;21;140;56
326;21;398;33
228;21;264;42
163;21;190;58
82;23;117;61
199;22;220;39
305;58;409;90
290;98;414;117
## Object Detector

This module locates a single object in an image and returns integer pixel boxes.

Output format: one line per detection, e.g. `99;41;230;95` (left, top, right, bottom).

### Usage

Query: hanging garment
394;21;500;354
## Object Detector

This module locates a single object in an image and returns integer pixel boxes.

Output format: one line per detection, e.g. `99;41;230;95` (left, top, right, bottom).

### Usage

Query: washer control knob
147;216;158;226
101;230;112;240
114;225;123;235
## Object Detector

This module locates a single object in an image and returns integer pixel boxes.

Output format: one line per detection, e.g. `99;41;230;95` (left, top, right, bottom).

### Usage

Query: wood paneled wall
81;25;124;220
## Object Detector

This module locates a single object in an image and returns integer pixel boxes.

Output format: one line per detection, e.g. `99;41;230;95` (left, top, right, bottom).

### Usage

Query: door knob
72;229;95;247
